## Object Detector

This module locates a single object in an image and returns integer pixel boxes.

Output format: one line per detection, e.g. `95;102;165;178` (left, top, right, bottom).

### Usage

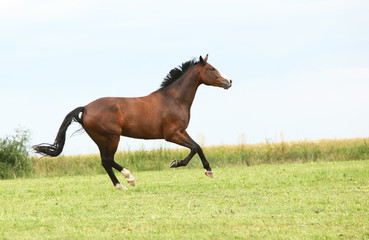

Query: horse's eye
209;68;216;71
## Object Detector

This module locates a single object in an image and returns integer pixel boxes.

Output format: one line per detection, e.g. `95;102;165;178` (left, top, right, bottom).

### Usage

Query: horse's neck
168;67;200;111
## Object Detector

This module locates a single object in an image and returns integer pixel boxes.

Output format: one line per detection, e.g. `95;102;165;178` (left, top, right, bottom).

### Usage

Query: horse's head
198;54;232;89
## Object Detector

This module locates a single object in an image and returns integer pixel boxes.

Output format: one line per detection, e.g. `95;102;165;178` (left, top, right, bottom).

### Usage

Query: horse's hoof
115;183;128;190
121;168;135;186
169;160;179;168
205;171;214;178
127;180;135;186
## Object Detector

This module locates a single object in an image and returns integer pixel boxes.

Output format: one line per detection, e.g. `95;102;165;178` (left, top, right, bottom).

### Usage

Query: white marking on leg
121;168;135;186
115;183;128;190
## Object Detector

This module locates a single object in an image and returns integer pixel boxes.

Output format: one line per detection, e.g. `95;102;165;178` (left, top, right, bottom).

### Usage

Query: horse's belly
119;106;164;139
121;123;163;140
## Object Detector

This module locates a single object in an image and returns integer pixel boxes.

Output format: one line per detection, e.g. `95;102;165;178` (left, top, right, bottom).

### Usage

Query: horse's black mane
159;59;198;90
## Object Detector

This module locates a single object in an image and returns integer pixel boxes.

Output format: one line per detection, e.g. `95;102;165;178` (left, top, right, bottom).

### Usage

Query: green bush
0;129;32;179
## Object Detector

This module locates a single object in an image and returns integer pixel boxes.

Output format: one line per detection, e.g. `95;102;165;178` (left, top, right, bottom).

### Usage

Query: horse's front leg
166;130;213;178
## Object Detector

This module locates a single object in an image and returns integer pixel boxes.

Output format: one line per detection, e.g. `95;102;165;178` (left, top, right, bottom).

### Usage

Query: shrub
0;129;32;179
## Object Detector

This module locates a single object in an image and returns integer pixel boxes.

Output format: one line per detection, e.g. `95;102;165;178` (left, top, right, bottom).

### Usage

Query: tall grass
31;138;369;178
206;138;369;167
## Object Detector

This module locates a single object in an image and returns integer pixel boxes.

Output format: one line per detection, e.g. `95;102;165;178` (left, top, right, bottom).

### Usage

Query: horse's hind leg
97;135;124;189
93;134;134;189
102;158;126;190
111;161;135;186
120;167;135;186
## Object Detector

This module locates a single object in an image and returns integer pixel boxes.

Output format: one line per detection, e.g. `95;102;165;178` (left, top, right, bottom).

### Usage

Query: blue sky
1;0;368;155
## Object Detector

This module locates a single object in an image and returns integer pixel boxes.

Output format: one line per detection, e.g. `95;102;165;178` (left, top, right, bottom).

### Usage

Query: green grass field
1;160;368;239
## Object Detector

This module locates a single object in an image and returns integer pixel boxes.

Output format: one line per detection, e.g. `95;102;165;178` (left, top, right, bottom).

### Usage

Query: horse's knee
194;143;202;154
101;159;112;169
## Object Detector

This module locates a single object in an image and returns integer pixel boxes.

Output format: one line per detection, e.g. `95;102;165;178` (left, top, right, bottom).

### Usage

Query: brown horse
33;54;232;190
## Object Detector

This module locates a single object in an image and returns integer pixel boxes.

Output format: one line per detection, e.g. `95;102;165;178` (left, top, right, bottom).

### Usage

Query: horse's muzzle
222;79;232;89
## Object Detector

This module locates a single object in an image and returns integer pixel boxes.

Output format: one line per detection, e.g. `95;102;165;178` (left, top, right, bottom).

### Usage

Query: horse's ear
199;55;204;63
199;55;207;66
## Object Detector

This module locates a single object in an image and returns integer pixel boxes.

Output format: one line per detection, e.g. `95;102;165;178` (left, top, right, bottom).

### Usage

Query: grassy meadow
1;161;369;239
1;138;369;239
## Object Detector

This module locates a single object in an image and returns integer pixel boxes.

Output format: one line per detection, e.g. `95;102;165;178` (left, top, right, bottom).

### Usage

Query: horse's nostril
228;80;232;88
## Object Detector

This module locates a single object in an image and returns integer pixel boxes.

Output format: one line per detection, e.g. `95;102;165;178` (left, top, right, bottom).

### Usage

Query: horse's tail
33;106;85;157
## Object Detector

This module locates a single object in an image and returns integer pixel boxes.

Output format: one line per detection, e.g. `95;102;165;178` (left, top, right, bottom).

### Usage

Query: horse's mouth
222;79;232;89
